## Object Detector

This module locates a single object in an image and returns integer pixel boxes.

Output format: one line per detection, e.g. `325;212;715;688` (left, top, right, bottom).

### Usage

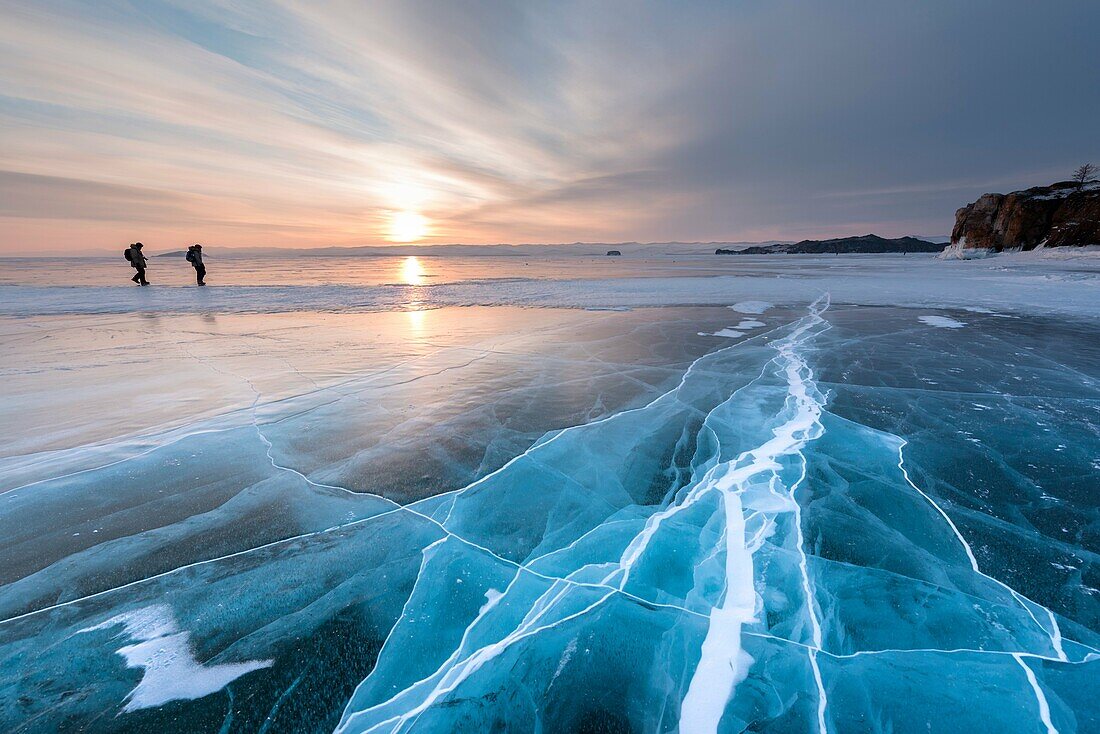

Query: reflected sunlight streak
405;308;426;333
400;256;424;286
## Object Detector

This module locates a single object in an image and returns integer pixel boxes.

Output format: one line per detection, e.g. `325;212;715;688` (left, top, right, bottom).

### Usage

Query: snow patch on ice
1015;244;1100;259
80;605;272;712
479;589;503;617
919;315;966;329
938;241;995;260
730;301;772;314
705;318;764;338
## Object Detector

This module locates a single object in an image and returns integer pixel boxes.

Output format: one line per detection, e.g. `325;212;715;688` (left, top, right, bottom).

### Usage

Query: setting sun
388;210;429;242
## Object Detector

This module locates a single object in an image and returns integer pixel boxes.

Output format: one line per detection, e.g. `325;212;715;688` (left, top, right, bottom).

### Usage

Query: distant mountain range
715;234;944;255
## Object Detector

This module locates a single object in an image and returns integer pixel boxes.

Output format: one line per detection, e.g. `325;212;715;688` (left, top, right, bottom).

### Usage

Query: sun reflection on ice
400;256;424;285
405;308;426;333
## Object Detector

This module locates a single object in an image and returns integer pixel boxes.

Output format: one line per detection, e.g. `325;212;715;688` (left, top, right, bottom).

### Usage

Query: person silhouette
126;242;149;285
186;244;206;286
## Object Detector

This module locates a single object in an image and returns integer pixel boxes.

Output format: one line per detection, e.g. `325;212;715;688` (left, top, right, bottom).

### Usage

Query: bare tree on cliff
1073;163;1096;190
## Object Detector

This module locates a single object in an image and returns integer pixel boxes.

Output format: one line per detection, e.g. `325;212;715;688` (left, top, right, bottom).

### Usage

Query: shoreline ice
1;252;1097;318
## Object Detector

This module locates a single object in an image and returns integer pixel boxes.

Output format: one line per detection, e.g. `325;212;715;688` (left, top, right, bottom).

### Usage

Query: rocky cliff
951;181;1100;251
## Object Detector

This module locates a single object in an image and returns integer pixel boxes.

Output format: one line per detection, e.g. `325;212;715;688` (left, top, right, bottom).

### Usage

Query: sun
388;210;429;243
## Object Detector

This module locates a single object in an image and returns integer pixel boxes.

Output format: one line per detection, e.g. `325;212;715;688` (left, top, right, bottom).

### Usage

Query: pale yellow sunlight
400;255;424;285
389;211;429;242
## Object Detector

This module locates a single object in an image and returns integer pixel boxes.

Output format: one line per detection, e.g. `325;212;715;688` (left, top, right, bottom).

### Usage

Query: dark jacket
128;246;147;269
187;248;204;267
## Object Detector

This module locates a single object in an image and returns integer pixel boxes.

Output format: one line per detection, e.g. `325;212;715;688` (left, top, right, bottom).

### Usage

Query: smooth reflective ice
1;279;1098;732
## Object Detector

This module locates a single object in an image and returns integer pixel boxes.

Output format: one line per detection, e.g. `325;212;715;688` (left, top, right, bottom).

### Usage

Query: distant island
716;234;943;255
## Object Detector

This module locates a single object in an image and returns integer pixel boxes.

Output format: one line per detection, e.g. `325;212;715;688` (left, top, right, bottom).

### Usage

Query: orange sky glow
1;2;1096;254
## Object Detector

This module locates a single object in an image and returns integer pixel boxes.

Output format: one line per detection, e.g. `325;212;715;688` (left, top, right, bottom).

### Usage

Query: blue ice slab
1;301;1097;732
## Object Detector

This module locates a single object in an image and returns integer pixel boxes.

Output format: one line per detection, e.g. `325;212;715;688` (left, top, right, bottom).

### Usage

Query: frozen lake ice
1;253;1098;733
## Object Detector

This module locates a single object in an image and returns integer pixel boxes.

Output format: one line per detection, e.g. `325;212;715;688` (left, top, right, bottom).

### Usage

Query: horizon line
1;234;951;258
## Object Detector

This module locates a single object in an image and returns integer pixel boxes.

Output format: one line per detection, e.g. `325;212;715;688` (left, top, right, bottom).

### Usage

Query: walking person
125;242;149;285
186;244;206;286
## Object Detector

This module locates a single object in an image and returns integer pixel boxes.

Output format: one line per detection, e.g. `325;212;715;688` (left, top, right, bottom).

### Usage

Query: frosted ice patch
552;638;578;682
80;605;272;711
729;301;771;314
919;315;966;329
734;319;765;329
709;329;746;338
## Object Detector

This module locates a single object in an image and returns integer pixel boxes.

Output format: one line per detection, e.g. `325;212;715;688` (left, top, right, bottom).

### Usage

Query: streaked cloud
1;0;1097;252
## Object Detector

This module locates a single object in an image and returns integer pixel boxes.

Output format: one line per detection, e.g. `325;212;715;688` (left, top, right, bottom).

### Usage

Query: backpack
124;248;133;262
185;249;196;263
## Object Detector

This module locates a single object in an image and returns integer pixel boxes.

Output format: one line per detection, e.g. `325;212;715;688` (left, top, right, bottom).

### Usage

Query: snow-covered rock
951;180;1100;251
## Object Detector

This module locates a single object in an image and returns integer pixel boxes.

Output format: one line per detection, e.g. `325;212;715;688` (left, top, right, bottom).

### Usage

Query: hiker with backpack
125;243;148;285
185;244;206;286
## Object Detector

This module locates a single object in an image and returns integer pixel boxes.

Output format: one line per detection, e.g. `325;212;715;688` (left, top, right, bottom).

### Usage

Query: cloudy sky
1;0;1097;253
